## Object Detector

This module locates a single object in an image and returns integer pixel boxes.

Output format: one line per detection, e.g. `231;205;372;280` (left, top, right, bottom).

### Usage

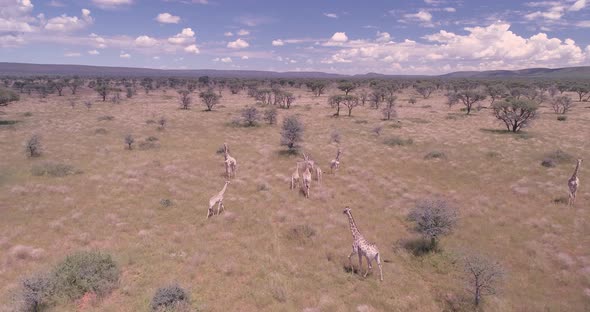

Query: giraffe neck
572;161;581;178
219;183;229;196
345;211;362;240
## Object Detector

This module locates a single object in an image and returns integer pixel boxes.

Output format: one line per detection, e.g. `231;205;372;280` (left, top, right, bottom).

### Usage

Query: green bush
20;274;54;312
52;251;119;300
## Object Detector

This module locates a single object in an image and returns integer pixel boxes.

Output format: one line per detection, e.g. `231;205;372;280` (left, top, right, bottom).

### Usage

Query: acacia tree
280;115;304;150
178;90;191;109
415;82;436;99
448;90;487;114
551;95;573;114
241;106;260;126
369;89;384;109
51;79;66;96
328;94;346;116
408;198;458;250
486;84;508;104
382;96;397;120
464;253;505;307
94;82;110;102
570;84;589;102
342;95;360;116
68;77;83;95
337;81;356;95
492;99;538;132
199;89;221;111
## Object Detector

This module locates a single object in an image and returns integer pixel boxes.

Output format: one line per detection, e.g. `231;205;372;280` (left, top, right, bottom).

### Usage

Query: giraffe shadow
342;263;360;275
399;237;438;256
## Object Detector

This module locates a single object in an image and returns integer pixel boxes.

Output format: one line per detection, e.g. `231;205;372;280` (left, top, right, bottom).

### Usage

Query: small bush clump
330;130;341;143
541;158;556;168
151;285;190;312
542;149;573;167
124;134;135;150
384;136;413;147
52;251;119;300
553;196;569;205
160;199;173;207
286;224;316;244
424;151;447;160
23;112;33;117
97;115;114;121
20;274;54;312
32;162;78;177
25;134;42;157
95;128;108;135
557;115;567;121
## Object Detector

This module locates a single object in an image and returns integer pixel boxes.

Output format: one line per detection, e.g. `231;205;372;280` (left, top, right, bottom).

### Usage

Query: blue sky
1;0;589;74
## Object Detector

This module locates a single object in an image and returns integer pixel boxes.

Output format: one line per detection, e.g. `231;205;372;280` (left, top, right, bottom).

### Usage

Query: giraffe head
225;180;231;185
342;206;351;214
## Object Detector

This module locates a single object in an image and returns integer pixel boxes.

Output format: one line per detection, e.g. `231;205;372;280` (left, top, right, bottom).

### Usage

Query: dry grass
0;86;589;311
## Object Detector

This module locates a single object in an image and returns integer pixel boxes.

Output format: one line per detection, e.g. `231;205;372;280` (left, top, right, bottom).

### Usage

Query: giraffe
223;143;237;178
207;181;230;218
343;207;383;281
302;164;312;198
315;166;323;184
302;152;315;172
291;162;301;190
330;148;342;174
568;159;582;206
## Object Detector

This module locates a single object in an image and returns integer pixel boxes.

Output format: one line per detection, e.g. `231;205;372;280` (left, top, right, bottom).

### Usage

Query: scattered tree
570;84;589;102
124;134;135;150
448;90;487;114
264;108;278;125
491;99;538;132
328;94;346;116
337;81;356;95
178;90;191;110
94;82;110;102
68;77;83;95
408;198;458;250
280;115;304;150
415;82;436;99
241;106;260;126
158;117;167;129
199;89;221;111
382;96;397;120
551;95;573;114
485;84;508;104
343;95;360;116
463;253;505;307
25;134;42;157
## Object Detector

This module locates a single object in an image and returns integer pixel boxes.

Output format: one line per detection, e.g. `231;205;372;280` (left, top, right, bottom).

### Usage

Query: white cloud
227;38;249;49
88;49;100;55
323;13;338;18
135;35;157;47
237;29;250;36
376;31;391;42
120;51;131;58
331;32;348;42
48;0;65;7
44;9;93;32
153;56;160;59
92;0;133;9
321;22;587;74
168;27;195;44
577;20;590;27
64;52;81;57
272;39;284;46
224;31;234;36
213;57;232;63
404;10;432;22
444;7;456;12
569;0;586;11
241;55;249;59
0;34;25;47
156;13;180;24
184;44;199;54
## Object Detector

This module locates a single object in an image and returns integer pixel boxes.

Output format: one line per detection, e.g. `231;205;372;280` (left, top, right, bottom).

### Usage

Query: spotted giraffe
343;206;383;281
568;159;582;206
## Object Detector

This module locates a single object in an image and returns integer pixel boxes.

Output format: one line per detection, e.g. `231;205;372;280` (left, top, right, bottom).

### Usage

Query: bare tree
25;134;42;157
382;96;397;120
264;108;278;125
241;106;260;126
199;89;221;111
551;95;574;114
369;89;384;109
280;115;304;150
124;134;135;150
178;90;191;110
492;99;538;132
463;253;505;307
408;198;458;250
84;101;92;111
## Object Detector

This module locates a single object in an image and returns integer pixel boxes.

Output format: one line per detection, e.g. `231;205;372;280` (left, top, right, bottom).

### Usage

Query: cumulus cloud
272;39;284;46
323;13;338;18
213;57;232;63
156;13;180;24
135;35;157;47
227;38;249;49
376;31;392;42
237;29;250;35
323;32;348;46
444;7;456;12
64;52;81;57
44;9;94;32
88;49;100;55
120;51;131;58
404;10;432;22
184;44;199;54
569;0;586;11
241;55;249;59
92;0;133;9
224;31;233;36
168;28;195;44
322;22;587;73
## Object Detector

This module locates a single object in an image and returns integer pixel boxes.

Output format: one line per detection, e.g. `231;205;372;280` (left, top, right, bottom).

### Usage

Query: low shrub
553;196;568;205
543;149;573;166
557;115;567;121
32;162;78;177
20;274;54;312
384;136;413;147
94;128;108;135
160;199;173;207
541;158;556;168
424;151;447;160
97;115;114;121
151;285;190;312
25;134;42;157
286;224;316;244
23;112;33;117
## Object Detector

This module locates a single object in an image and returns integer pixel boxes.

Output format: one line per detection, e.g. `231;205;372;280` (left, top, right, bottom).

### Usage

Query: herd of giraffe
207;143;582;281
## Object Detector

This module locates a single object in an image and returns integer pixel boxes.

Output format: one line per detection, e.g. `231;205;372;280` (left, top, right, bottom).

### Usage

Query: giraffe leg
220;202;225;214
376;253;383;281
206;206;213;219
358;253;363;277
217;200;222;215
364;257;371;277
348;251;356;274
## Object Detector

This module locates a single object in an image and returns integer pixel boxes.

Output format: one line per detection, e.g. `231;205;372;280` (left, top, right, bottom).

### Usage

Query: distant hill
440;66;590;79
1;62;590;79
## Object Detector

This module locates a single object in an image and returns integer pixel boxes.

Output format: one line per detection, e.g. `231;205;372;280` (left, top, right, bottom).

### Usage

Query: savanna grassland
0;81;589;312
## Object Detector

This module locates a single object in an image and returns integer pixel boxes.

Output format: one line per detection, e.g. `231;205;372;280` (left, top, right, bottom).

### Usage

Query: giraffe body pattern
343;207;383;281
208;181;230;218
223;143;237;179
568;159;582;206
